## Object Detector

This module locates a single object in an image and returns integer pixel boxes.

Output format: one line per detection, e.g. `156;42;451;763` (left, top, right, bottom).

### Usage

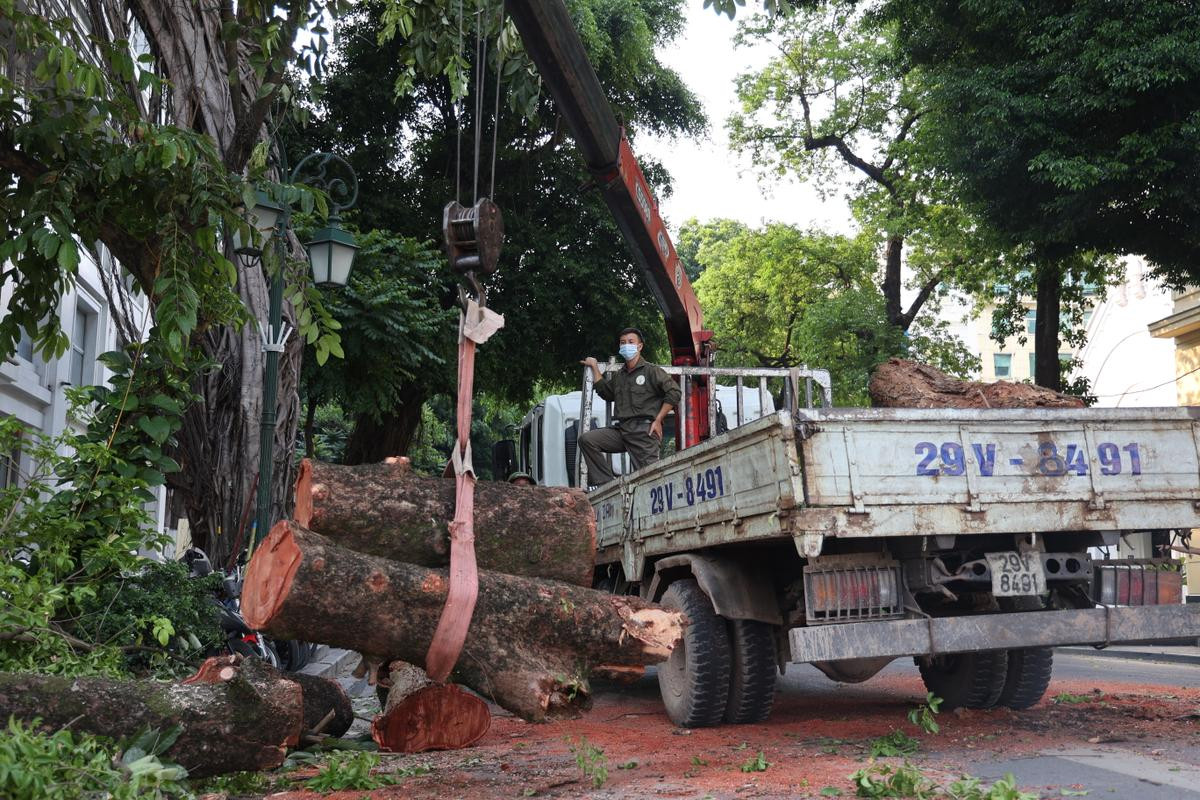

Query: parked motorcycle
182;547;280;667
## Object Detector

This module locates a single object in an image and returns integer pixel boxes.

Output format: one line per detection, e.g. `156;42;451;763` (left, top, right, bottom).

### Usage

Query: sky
639;3;854;236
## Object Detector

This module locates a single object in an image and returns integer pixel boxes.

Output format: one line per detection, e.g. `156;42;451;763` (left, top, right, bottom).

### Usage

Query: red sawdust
252;670;1200;800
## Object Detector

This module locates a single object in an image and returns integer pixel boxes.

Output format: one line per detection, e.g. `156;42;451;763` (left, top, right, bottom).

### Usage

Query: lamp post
241;150;359;548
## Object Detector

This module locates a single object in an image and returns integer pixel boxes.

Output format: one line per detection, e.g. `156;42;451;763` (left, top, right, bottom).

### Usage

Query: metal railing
577;362;832;488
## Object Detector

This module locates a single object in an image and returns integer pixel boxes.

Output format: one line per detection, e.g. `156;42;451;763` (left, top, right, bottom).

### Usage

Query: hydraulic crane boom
503;0;714;447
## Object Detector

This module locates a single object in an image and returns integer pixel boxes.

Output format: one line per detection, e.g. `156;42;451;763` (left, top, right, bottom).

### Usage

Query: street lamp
249;150;359;547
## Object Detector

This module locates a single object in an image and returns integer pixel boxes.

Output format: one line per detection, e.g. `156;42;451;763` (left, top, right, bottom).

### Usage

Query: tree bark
242;521;684;722
293;458;596;587
0;657;302;778
372;661;491;753
1033;265;1063;391
869;358;1085;409
882;234;905;327
343;386;426;465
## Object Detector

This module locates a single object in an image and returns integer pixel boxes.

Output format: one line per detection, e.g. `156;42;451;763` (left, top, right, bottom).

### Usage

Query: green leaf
136;415;172;444
56;240;79;271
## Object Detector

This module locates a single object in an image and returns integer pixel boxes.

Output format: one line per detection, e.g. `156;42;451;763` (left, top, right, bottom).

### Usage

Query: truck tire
724;619;776;724
657;579;731;727
917;650;1008;710
997;647;1053;710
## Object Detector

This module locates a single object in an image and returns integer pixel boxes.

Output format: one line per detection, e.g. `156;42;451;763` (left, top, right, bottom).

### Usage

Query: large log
292;458;596;587
0;657;302;778
869;358;1086;409
242;520;683;722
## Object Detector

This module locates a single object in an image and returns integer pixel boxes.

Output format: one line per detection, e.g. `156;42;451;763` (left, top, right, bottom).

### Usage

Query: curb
1059;646;1200;666
298;646;361;679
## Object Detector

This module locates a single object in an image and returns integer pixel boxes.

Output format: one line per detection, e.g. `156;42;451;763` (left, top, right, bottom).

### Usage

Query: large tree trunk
242;521;683;722
1033;264;1064;391
99;0;305;567
869;358;1085;409
293;458;596;586
343;385;426;464
0;657;302;778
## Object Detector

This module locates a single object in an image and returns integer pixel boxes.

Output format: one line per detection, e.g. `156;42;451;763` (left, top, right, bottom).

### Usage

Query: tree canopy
296;0;706;460
881;0;1200;284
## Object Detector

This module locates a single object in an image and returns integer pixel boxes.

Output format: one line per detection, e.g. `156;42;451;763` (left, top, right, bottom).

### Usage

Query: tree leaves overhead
304;0;705;411
882;0;1200;283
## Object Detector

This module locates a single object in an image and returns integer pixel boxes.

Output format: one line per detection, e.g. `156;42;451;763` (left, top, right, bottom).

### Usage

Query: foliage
883;0;1200;285
727;6;1013;338
740;751;770;773
0;2;246;361
299;229;456;428
304;751;428;792
569;737;609;789
868;731;921;758
294;0;705;455
196;770;273;796
75;560;223;673
907;693;942;735
0;718;189;800
850;761;1036;800
0;348;204;677
691;223;975;405
676;217;749;282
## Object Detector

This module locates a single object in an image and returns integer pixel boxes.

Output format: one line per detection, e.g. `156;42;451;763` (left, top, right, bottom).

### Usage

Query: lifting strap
424;298;504;682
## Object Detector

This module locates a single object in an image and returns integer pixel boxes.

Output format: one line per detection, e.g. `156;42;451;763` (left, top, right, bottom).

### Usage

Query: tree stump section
0;658;302;778
371;661;491;753
292;458;596;587
242;520;684;722
870;358;1086;409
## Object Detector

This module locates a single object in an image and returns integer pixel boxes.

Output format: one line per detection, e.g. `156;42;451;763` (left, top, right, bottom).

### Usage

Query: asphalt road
776;650;1200;799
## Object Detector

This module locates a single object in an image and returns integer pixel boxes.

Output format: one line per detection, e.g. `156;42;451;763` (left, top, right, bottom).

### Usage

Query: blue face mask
618;343;639;361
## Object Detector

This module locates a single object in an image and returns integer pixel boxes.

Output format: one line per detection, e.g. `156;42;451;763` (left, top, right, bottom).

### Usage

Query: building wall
972;301;1082;384
0;245;170;538
1077;257;1176;408
1148;282;1200;599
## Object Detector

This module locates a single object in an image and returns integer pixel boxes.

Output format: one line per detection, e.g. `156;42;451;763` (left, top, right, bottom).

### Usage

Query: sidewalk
1059;643;1200;665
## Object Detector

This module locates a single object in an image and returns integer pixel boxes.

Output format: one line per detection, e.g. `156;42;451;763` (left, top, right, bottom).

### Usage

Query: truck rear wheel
657;579;731;727
917;650;1008;710
997;647;1054;710
724;619;776;724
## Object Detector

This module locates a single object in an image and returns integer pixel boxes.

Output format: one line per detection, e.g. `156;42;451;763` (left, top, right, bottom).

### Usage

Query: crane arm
503;0;712;372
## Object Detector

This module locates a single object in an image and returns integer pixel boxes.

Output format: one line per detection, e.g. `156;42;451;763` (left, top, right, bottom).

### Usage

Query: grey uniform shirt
594;360;682;420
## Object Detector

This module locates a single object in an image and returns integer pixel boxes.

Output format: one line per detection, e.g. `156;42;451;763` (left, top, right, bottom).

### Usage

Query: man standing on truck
579;327;681;487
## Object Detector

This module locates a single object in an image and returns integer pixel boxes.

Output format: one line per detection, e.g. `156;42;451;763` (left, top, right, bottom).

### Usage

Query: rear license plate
986;552;1046;597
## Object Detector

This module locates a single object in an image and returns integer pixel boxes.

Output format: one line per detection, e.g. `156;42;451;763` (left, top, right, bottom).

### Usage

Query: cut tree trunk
372;661;491;753
292;458;596;587
869;358;1086;409
0;657;302;778
242;520;683;722
185;654;353;739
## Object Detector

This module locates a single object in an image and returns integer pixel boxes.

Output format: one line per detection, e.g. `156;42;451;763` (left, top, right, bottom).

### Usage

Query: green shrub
0;717;189;800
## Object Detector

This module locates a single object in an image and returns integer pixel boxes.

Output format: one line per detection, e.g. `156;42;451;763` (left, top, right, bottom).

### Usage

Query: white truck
504;364;1200;728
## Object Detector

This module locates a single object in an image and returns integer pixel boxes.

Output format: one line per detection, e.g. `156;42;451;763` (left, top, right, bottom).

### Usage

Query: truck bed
593;407;1200;577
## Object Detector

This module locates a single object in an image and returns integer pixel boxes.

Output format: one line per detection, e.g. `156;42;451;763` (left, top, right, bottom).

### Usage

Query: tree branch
881;108;924;173
897;271;944;331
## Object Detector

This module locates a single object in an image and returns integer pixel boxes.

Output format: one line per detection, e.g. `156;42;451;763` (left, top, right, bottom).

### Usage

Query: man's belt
614;415;653;424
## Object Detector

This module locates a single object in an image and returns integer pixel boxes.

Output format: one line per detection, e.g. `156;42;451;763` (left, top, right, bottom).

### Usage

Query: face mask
618;343;639;361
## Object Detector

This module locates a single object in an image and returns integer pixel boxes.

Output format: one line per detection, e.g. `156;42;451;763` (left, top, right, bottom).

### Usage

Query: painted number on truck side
914;441;1143;477
649;466;726;514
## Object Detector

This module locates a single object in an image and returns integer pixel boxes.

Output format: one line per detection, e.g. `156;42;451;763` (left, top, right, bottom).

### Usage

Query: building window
1059;352;1073;366
1025;309;1036;334
994;353;1012;378
1028;352;1037;378
0;438;19;490
70;303;97;387
15;328;33;362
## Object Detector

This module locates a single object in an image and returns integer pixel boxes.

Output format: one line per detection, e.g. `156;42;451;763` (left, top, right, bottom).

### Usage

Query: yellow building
973;300;1086;383
1149;287;1200;598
